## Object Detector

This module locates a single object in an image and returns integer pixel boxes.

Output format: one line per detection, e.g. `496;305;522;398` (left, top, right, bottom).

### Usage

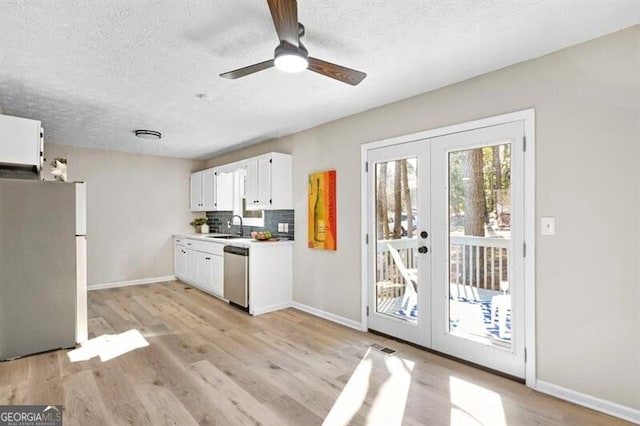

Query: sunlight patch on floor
449;376;506;426
323;349;373;425
67;329;149;362
323;348;414;426
366;353;414;425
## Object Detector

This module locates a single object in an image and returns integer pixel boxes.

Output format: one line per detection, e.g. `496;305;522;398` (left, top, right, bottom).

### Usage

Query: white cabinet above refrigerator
0;114;43;179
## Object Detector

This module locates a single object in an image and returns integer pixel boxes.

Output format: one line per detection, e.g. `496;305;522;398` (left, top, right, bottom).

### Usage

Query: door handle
420;231;429;239
418;246;428;254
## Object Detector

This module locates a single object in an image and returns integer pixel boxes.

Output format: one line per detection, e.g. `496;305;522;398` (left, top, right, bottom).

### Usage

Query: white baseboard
250;302;293;316
535;380;640;424
88;275;176;291
290;302;362;331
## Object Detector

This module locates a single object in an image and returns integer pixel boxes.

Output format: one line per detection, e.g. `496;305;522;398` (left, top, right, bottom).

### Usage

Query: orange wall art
308;170;337;250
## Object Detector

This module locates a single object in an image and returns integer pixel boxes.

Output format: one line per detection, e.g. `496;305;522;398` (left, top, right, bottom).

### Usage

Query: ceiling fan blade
307;57;367;86
220;59;274;79
266;0;299;46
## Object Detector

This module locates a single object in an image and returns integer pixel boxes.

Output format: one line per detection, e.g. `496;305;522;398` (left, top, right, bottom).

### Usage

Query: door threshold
368;328;525;384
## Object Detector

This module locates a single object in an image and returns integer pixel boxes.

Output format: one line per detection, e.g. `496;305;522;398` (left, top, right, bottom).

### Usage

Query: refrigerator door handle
75;182;87;236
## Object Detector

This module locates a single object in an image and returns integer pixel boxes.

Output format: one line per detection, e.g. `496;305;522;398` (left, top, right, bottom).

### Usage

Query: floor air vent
369;342;396;355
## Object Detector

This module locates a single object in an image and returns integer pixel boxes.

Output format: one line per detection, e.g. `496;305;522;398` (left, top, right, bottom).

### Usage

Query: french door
366;121;526;378
367;142;431;347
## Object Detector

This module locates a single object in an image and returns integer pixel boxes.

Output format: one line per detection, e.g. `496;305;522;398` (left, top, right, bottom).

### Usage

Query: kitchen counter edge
173;234;295;247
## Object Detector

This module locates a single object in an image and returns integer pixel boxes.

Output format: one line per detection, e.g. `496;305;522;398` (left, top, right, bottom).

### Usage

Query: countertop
174;233;294;247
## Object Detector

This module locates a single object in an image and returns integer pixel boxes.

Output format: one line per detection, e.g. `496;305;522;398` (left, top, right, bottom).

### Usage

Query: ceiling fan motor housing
274;42;309;73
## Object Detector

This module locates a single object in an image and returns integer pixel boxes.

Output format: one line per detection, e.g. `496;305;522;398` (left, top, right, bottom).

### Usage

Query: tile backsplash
206;209;295;240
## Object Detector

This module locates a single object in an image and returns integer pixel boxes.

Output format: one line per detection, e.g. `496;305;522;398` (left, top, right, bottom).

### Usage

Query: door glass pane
447;143;512;348
374;158;418;323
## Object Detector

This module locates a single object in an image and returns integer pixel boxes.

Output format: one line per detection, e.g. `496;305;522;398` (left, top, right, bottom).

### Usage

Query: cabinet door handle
205;257;211;260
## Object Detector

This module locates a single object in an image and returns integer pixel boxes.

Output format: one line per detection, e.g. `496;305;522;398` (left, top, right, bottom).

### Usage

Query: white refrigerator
0;179;88;360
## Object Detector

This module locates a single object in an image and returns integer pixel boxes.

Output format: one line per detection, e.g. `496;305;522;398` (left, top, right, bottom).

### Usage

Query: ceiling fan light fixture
134;130;162;140
219;1;366;85
274;44;308;73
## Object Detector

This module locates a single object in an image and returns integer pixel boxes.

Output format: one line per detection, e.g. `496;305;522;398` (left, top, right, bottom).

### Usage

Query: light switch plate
541;217;555;235
278;223;284;232
284;223;289;233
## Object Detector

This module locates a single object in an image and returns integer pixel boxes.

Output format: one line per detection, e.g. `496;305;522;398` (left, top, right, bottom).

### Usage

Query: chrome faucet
230;215;243;236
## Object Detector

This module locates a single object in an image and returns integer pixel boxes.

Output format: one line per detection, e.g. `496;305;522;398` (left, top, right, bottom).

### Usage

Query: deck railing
449;235;510;291
376;238;417;286
376;236;510;291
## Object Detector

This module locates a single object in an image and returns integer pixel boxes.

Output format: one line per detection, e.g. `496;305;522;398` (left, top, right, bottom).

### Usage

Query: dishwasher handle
223;245;249;256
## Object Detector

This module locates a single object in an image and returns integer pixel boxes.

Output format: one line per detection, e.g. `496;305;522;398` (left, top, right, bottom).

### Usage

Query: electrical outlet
541;217;555;235
278;223;284;232
284;223;289;233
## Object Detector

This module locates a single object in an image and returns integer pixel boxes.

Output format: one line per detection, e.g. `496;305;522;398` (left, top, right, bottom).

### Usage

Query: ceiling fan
220;0;366;86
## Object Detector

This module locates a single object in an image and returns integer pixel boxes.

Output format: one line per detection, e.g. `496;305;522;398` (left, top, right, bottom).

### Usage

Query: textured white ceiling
0;1;638;159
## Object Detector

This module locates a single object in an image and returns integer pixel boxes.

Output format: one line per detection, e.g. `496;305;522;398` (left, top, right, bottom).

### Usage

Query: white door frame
360;109;536;386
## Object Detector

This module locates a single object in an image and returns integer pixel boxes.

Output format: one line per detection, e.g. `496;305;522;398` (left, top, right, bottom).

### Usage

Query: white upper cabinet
201;169;215;210
245;152;292;210
257;155;271;206
0;114;42;167
214;169;234;211
190;168;216;211
245;157;259;206
192;152;291;212
190;172;203;211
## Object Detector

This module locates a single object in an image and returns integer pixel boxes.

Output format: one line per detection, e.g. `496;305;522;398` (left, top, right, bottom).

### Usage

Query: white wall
206;26;640;411
44;144;203;286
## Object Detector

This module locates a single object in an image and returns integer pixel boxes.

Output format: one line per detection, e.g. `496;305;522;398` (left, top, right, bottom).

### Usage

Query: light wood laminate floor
0;281;632;425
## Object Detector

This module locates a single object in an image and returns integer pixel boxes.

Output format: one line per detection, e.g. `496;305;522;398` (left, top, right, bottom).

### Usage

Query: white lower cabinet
248;242;292;316
211;255;224;296
196;251;214;291
186;250;198;283
174;245;188;278
175;236;293;315
174;238;224;298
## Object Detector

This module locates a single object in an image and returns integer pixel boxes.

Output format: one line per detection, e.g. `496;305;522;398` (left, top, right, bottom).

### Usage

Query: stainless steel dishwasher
223;245;249;310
